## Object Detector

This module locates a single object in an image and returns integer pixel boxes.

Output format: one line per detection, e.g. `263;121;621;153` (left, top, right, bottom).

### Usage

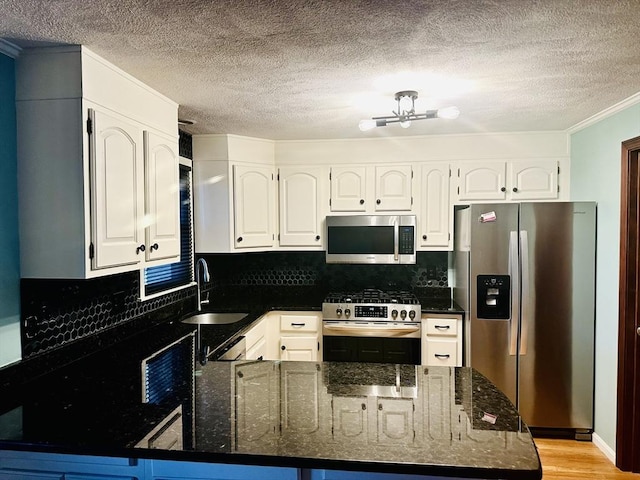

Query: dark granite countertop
0;313;540;479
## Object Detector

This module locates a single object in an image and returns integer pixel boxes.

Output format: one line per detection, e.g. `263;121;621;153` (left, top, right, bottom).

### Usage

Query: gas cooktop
322;288;421;322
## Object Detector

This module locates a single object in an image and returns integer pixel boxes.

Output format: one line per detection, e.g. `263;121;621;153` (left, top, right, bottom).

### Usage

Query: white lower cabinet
278;312;321;361
245;315;268;360
421;314;463;367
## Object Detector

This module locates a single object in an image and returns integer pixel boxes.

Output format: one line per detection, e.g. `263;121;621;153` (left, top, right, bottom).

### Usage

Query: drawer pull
434;325;451;330
291;322;306;327
434;353;451;359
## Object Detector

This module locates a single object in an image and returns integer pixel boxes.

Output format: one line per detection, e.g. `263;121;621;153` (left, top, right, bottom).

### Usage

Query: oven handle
323;324;420;335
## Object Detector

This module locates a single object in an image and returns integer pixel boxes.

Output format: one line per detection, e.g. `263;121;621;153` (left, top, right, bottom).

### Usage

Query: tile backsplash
19;251;449;360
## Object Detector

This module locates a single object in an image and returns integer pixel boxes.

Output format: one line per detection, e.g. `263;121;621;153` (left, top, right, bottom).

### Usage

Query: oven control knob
400;310;407;320
409;310;416;320
344;308;351;318
336;308;342;317
391;309;398;319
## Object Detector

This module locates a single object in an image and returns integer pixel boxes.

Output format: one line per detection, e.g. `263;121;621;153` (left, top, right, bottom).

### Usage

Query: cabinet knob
359;199;365;205
237;236;243;242
500;187;506;192
512;187;518;192
422;235;427;240
361;403;366;410
136;244;146;254
150;243;159;251
315;235;321;241
376;199;381;204
281;345;286;350
637;326;640;336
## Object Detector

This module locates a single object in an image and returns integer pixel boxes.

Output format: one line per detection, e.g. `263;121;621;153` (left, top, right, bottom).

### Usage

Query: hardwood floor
535;438;640;479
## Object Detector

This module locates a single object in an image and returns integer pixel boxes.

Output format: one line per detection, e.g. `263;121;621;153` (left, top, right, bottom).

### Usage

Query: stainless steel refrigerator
454;202;596;439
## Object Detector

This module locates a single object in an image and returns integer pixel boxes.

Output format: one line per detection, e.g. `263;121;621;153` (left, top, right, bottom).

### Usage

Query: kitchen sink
180;312;249;325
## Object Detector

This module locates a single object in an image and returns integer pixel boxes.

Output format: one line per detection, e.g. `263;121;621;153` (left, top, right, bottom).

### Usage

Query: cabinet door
332;396;368;442
419;163;451;248
90;108;144;269
374;165;412;211
330;166;367;212
279;166;325;247
144;130;180;262
280;336;318;361
280;363;322;439
235;362;279;453
422;368;452;440
509;160;559;200
376;398;415;445
233;164;276;248
457;162;507;201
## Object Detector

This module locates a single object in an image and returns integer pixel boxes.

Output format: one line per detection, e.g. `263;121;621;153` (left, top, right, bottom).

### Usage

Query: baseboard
592;432;616;464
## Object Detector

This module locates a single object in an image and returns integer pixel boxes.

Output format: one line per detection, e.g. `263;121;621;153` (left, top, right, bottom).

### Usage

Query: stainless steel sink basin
180;312;249;325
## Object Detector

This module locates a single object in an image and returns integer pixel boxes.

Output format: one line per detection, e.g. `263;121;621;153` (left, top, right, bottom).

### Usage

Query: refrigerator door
518;202;595;430
467;203;520;405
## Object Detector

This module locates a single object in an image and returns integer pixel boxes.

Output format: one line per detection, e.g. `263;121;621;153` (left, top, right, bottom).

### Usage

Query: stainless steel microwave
325;215;417;264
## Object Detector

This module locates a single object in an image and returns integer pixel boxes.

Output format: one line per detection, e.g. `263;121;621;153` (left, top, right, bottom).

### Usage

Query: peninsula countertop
0;314;541;480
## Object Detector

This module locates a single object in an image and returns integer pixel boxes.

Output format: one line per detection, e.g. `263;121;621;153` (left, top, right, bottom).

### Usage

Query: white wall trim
568;92;640;134
0;39;21;58
592;432;616;464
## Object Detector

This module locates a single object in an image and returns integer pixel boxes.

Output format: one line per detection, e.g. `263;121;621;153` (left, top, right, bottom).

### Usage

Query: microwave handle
394;221;399;261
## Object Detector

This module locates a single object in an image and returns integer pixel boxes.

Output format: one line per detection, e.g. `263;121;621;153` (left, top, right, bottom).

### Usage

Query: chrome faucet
196;258;210;311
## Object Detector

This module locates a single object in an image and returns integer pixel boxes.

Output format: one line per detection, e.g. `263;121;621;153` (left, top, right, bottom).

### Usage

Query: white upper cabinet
455;159;559;203
418;163;451;250
330;164;412;213
16;46;179;278
330;166;367;211
233;164;276;248
278;166;327;248
374;165;413;211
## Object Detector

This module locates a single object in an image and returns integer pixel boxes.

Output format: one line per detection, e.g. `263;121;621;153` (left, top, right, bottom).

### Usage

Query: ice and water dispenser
476;275;510;319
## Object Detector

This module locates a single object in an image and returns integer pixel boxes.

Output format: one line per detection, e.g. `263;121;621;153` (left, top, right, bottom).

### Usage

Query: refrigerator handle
508;231;520;356
519;230;530;355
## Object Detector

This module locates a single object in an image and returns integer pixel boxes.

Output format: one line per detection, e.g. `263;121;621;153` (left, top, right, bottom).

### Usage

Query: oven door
322;321;421;364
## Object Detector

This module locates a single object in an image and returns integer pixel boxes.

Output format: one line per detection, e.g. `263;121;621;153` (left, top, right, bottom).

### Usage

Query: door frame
616;135;640;471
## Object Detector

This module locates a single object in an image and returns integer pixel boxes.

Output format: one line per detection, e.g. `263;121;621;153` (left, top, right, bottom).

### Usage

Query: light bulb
358;119;377;131
436;106;460;119
400;120;411;129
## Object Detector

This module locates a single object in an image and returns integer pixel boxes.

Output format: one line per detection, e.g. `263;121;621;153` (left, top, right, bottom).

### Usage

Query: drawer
425;317;458;336
280;314;319;333
425;339;457;366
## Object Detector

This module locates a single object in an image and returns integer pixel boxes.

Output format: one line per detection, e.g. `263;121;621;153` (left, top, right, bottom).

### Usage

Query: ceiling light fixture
358;90;460;132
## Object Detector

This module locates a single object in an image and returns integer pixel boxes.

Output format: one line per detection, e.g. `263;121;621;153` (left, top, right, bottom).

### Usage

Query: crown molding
568;92;640;134
0;39;21;58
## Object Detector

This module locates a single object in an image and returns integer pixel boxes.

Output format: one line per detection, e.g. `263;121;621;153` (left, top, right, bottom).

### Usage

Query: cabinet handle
434;353;451;359
434;325;450;330
315;235;320;241
512;187;518;192
291;322;306;327
150;243;159;251
281;345;286;350
237;236;243;242
361;403;366;410
422;235;427;240
376;199;381;204
500;187;506;192
136;244;146;254
359;199;365;205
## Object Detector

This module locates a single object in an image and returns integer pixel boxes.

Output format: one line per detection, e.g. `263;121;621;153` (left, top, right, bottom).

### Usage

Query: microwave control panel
399;226;415;254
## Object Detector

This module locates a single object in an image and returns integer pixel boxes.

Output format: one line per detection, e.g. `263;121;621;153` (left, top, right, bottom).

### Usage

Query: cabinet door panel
280;336;318;361
281;363;321;435
330;166;367;212
376;398;414;444
144;130;180;262
374;165;412;211
279;167;325;246
457;162;506;201
233;164;275;248
509;160;558;200
419;163;450;248
332;396;368;441
90;108;144;269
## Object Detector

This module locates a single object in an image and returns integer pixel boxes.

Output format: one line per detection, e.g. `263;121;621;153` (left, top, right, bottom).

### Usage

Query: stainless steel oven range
322;289;421;364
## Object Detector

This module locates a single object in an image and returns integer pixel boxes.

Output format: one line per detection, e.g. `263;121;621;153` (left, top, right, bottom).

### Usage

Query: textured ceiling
1;0;639;140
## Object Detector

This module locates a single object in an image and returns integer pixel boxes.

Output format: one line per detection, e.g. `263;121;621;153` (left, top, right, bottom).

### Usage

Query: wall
570;101;640;457
0;53;21;368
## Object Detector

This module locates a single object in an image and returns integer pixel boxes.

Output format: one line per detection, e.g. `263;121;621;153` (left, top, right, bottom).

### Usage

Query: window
143;160;194;297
